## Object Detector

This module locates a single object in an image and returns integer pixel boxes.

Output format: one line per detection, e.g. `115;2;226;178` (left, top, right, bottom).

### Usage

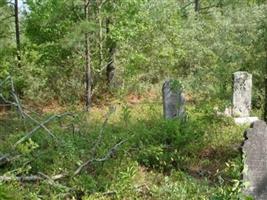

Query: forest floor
0;92;249;200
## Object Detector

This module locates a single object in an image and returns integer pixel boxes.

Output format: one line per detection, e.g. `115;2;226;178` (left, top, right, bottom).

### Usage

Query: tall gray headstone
243;120;267;199
162;80;185;119
233;71;252;117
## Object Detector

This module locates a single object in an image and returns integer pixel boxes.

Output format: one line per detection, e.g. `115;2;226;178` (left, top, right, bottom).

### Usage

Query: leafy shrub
131;116;205;171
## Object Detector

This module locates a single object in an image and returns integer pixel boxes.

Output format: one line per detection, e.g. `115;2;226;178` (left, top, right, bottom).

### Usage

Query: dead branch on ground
74;139;127;175
91;106;116;157
0;76;75;146
14;112;73;146
0;76;55;137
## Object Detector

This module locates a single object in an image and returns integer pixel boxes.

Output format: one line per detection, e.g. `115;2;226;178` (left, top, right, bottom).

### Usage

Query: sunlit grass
0;101;248;199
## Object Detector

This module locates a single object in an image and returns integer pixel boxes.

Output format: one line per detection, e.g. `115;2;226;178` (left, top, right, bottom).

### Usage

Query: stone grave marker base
234;117;259;125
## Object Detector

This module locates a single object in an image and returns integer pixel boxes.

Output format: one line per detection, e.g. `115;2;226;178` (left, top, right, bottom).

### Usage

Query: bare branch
23;112;56;138
0;93;55;139
39;172;72;191
74;139;127;175
0;76;75;147
10;77;25;118
51;173;68;181
0;14;14;22
180;1;194;11
0;172;68;183
0;175;43;182
0;76;11;89
0;79;55;139
91;106;116;157
14;112;72;147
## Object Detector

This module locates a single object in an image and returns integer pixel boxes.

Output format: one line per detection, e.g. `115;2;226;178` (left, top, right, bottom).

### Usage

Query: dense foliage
1;0;266;107
0;104;246;199
0;0;266;199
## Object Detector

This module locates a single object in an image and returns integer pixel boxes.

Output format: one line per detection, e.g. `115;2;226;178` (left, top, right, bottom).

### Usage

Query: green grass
0;102;249;199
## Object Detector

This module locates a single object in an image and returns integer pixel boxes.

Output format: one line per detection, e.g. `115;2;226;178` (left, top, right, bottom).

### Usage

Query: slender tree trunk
14;0;21;67
98;7;104;69
84;0;92;111
106;18;116;86
264;43;267;122
195;0;200;12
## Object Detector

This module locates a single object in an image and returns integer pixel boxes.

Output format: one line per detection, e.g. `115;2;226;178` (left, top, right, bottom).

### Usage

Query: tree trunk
14;0;21;67
106;18;116;86
264;43;267;122
195;0;200;12
98;6;104;69
84;0;92;111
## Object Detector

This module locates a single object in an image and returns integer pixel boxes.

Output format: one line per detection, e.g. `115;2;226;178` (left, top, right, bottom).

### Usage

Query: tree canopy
0;0;267;199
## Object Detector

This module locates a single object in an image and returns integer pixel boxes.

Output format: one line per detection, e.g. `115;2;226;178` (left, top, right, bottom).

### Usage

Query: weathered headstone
231;71;259;125
243;120;267;199
233;71;252;117
162;80;185;119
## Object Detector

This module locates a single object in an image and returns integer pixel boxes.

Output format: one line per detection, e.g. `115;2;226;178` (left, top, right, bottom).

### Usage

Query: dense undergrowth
0;1;266;199
0;100;249;199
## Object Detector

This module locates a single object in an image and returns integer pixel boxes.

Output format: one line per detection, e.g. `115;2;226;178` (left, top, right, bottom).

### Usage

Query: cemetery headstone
162;80;185;119
233;71;252;117
243;120;267;199
232;71;258;125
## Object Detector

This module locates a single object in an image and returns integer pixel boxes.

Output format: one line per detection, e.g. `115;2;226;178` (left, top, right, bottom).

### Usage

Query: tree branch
10;77;25;118
0;172;68;183
180;1;194;11
14;112;72;147
0;76;59;140
74;139;127;175
0;175;43;182
0;14;14;22
91;106;116;157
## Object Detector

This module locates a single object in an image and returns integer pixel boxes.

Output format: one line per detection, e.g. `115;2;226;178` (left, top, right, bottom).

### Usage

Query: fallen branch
74;139;127;176
38;172;72;191
0;173;73;196
4;139;127;180
0;76;10;89
0;175;43;182
14;112;72;147
180;1;194;11
0;171;67;182
0;93;56;140
0;76;59;139
51;173;68;181
23;111;56;138
10;77;25;118
91;106;116;157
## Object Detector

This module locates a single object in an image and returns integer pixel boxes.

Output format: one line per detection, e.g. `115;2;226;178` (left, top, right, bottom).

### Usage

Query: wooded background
1;0;266;114
0;1;267;199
